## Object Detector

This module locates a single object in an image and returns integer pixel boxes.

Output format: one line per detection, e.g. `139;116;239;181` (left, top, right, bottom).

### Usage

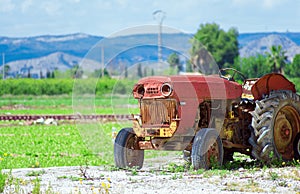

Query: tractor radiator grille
140;99;177;125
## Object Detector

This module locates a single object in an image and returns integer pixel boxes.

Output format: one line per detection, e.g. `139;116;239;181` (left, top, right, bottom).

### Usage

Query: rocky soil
2;156;300;194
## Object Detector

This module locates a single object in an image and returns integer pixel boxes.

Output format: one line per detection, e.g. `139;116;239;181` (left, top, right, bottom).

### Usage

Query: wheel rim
125;135;140;167
206;138;220;166
274;105;300;160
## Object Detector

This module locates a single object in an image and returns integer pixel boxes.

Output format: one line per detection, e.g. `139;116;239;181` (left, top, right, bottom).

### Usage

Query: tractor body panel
251;73;296;100
133;75;242;100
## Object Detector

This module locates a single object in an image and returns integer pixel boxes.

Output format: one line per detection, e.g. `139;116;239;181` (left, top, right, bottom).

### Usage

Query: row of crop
2;77;298;96
0;78;136;96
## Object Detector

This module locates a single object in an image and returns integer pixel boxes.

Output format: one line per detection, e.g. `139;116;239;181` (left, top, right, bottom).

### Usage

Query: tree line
168;23;300;84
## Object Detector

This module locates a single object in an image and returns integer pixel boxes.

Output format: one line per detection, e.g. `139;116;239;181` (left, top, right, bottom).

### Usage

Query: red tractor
114;68;300;169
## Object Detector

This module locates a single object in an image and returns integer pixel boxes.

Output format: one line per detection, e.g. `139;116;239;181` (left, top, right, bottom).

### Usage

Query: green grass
0;95;73;107
5;95;300;173
0;95;177;169
0;95;139;115
0;122;129;169
0;120;182;169
0;95;137;107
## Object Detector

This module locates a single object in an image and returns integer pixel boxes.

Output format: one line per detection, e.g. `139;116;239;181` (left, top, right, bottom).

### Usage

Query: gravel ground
3;156;300;194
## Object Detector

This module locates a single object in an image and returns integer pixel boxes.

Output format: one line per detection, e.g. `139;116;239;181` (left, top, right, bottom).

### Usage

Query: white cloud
0;0;299;36
116;0;128;7
68;0;80;3
232;0;286;9
262;0;285;9
41;1;62;15
231;0;249;6
21;0;34;13
0;0;15;13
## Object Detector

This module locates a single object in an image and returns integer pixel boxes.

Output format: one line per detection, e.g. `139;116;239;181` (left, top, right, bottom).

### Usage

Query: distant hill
239;34;300;61
0;33;102;63
238;32;300;47
1;32;300;77
5;52;102;78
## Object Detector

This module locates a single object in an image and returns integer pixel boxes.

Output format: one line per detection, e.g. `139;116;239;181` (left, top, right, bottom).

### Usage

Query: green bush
0;78;135;96
289;77;300;93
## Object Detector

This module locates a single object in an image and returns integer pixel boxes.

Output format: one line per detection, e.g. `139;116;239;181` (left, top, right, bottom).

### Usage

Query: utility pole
101;46;104;78
153;10;166;63
2;53;4;80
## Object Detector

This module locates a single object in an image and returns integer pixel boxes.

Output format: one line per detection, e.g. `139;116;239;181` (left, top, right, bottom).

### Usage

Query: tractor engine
221;99;255;154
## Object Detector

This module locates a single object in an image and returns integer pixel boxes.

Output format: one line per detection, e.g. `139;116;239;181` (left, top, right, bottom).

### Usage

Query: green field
0;123;112;169
1;95;299;171
0;96;176;169
0;95;139;115
0;121;179;169
0;95;138;169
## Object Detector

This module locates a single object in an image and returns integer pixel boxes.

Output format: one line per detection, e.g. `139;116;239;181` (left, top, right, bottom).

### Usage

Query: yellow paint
241;93;254;99
133;120;177;137
229;111;234;119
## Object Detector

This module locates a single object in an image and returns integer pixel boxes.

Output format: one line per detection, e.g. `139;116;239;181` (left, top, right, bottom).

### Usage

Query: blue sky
0;0;300;37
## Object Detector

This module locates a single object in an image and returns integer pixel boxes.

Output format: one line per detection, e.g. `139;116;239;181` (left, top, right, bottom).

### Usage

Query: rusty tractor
114;68;300;169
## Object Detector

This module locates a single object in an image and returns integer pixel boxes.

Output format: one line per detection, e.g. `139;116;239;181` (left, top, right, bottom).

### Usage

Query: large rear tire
249;90;300;162
293;133;300;160
191;128;223;170
114;128;144;169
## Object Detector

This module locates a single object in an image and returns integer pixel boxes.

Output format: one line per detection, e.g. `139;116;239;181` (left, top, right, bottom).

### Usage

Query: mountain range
239;34;300;61
1;32;300;77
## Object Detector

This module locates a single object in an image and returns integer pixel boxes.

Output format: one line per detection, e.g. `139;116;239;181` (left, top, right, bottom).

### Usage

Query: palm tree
266;45;287;74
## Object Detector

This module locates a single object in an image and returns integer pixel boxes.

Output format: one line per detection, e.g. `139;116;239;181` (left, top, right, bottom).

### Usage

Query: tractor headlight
161;83;172;97
137;85;145;97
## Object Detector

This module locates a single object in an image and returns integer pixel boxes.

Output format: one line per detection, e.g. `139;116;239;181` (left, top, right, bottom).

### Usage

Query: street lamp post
153;10;166;63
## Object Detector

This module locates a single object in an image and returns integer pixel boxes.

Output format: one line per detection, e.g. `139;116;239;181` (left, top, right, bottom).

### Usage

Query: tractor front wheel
114;128;144;169
191;128;224;170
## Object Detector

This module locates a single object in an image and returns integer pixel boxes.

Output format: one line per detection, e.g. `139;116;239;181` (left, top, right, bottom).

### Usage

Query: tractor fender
251;73;296;100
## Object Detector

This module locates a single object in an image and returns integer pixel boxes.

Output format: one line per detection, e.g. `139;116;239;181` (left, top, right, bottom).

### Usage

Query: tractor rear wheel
249;90;300;162
114;128;144;169
294;133;300;159
191;128;223;170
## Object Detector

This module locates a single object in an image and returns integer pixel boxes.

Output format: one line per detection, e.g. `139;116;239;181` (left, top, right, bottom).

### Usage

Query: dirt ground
3;156;300;194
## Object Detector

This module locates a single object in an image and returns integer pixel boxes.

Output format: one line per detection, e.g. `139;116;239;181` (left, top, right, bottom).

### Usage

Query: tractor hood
133;74;242;100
